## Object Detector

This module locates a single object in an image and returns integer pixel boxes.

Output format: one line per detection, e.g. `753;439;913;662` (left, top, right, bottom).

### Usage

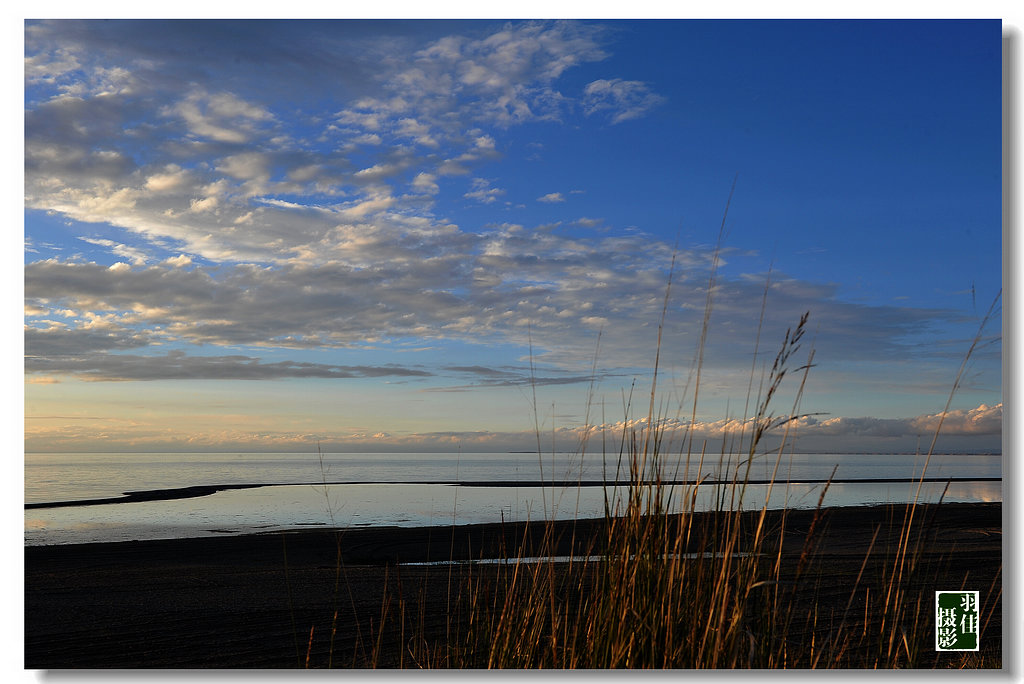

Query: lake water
24;451;1001;546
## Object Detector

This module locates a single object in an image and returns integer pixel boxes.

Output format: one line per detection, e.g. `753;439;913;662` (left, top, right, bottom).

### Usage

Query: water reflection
25;479;1002;546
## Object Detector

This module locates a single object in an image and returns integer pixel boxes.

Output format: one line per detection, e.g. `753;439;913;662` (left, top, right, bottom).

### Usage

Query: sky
22;18;1004;454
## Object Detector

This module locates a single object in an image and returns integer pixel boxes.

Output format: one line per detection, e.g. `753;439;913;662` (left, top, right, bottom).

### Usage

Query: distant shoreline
24;450;1004;456
24;476;1002;510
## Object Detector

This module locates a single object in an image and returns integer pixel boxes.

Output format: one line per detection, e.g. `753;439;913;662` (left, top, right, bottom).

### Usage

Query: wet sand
25;502;1002;669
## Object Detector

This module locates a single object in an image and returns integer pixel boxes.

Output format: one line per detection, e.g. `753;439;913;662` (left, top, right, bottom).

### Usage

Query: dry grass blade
303;204;999;670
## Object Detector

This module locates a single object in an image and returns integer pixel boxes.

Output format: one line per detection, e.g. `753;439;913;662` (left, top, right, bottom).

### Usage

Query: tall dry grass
372;293;998;669
406;311;823;668
303;196;1000;668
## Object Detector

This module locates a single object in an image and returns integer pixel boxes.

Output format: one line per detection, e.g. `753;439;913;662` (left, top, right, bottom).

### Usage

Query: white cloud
337;194;398;219
354;163;403;182
412;172;440;194
538;192;565;203
909;403;1003;436
335;108;384;131
24;21;998;414
255;198;315;212
217;152;270;181
163;254;193;268
23;21;625;273
169;90;275;144
23;401;1003;454
60;187;139;223
583;78;666;124
24;47;81;85
352;133;382;145
78;237;149;265
395;117;439;147
145;166;190;192
464;178;505;204
188;196;219;213
24;223;970;391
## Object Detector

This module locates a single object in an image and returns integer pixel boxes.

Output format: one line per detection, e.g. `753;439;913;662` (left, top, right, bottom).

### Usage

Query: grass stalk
304;238;999;670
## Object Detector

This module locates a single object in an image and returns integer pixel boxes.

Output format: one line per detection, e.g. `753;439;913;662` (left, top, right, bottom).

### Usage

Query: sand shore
25;502;1001;669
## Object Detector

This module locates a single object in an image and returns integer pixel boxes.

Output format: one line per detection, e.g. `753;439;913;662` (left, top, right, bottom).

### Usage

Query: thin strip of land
24;477;1001;509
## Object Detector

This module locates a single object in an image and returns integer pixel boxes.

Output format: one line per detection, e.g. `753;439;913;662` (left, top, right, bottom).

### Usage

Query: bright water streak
24;452;1001;545
25;478;1001;546
24;451;1002;505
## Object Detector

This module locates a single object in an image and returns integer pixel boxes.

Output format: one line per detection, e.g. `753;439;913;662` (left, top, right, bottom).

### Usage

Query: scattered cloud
464;178;506;204
169;89;275;144
23;20;1000;454
583;78;666;124
908;403;1003;436
23;20;662;273
412;172;440;194
22;402;1003;454
78;237;149;265
24;254;973;390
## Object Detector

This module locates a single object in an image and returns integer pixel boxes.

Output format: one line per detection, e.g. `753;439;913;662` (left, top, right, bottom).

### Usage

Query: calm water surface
24;452;1001;546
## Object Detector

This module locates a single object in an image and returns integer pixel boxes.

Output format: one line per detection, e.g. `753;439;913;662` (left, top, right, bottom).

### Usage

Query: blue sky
22;18;1003;453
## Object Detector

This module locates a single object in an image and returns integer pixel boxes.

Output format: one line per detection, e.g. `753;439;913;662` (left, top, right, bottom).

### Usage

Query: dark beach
25;502;1002;669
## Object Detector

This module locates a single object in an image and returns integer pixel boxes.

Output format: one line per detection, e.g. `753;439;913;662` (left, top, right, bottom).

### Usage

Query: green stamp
935;591;979;651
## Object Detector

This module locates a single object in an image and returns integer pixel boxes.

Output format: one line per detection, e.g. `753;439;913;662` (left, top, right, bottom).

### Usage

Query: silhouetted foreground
25;503;1001;668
